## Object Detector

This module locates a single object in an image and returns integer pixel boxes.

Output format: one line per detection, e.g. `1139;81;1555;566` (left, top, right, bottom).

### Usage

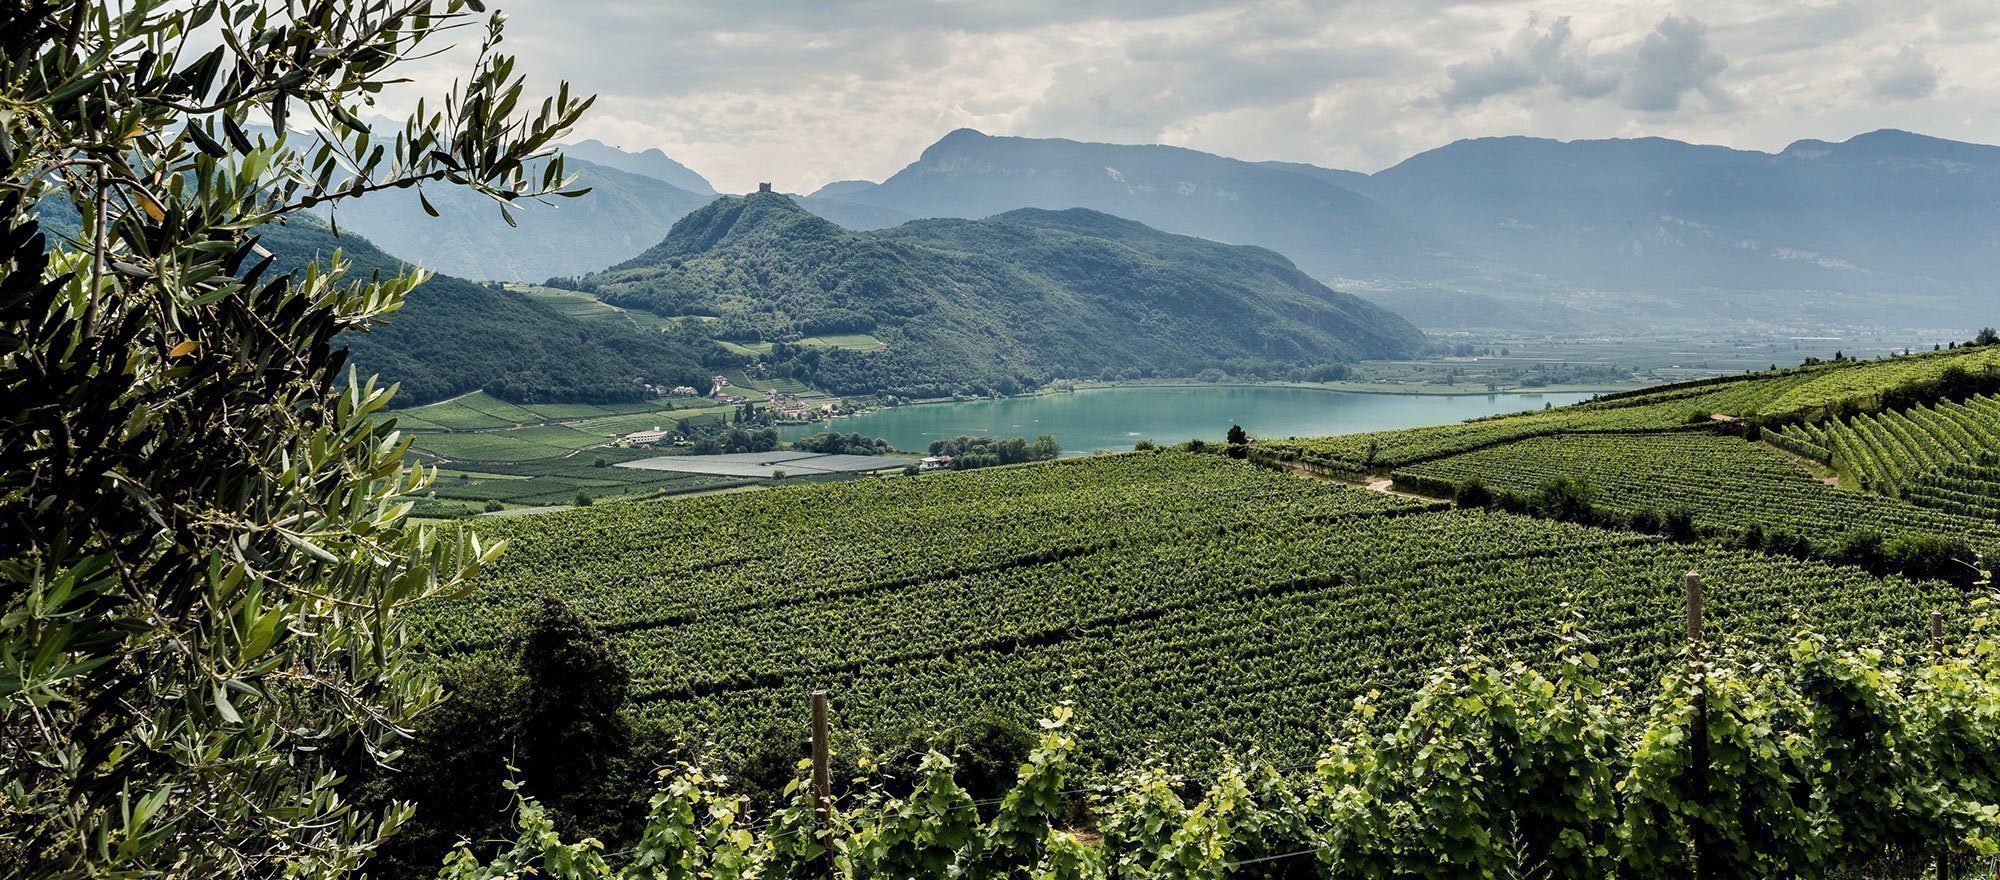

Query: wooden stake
1933;612;1950;880
1932;611;1946;664
1685;571;1705;654
811;690;832;875
1686;572;1710;880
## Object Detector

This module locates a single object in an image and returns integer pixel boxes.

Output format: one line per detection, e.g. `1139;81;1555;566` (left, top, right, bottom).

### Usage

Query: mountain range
324;148;910;282
568;193;1421;397
822;128;2000;331
306;127;2000;335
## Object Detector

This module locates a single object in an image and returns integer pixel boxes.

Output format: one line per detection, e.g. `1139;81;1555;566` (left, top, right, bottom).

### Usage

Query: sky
393;0;2000;194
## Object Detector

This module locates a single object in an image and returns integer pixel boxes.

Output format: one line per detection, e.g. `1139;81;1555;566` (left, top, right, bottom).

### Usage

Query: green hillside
254;218;722;404
567;193;1424;397
415;344;2000;774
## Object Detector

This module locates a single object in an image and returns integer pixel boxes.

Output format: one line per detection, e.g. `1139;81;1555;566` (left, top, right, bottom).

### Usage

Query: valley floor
412;344;2000;771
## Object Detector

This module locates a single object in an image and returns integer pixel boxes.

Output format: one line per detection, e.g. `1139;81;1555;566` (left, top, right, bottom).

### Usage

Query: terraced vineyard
1258;346;2000;474
1909;459;2000;519
1770;394;2000;520
1396;432;2000;553
421;452;1965;766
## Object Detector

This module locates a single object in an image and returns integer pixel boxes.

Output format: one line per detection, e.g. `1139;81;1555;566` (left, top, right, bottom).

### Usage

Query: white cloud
370;0;2000;191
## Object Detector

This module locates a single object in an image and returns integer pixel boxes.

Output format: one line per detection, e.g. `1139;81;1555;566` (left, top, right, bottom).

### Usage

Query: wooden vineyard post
811;690;833;877
1932;611;1945;663
1686;572;1711;880
1928;612;1944;880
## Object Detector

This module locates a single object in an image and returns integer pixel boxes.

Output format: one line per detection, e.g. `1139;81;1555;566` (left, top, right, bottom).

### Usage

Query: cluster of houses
709;375;754;405
763;385;839;420
639;382;705;398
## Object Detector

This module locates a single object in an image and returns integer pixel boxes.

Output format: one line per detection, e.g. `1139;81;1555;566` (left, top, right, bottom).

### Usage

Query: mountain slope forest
256;218;720;404
567;192;1424;397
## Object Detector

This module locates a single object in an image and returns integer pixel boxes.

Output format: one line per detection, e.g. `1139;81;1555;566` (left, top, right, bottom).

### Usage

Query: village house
625;427;670;445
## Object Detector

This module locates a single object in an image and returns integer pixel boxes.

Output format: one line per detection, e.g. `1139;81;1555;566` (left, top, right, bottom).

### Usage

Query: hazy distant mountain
324;156;714;282
809;180;883;201
1254;160;1373;191
560;139;716;194
1348;130;2000;326
574;193;1422;396
814;128;2000;332
790;195;914;231
326;154;914;282
1355;288;1608;333
814;129;1480;285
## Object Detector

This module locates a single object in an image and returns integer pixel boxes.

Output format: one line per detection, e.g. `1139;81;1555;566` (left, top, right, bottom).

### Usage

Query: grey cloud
1022;7;1416;142
1436;14;1729;114
1871;46;1939;100
1622;15;1730;112
381;0;2000;192
1439;17;1619;107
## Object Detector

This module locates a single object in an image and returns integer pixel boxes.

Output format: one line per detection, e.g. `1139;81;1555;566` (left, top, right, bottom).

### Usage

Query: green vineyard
1258;346;2000;474
423;452;1967;766
1772;393;2000;519
1394;432;2000;553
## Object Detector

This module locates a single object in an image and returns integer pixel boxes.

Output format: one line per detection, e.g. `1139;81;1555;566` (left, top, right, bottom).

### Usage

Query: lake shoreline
781;385;1598;453
804;378;1620;420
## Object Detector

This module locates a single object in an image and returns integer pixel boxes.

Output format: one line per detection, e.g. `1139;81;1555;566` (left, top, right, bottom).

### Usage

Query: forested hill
254;218;718;405
576;192;1424;397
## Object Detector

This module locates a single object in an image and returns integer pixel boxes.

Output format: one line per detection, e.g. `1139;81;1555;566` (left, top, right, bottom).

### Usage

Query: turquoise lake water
779;385;1596;453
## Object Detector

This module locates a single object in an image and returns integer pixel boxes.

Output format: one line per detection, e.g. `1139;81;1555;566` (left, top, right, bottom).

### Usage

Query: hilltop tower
757;182;773;193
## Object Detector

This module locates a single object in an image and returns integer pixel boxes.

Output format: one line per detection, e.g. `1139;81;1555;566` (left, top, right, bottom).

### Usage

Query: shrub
1834;530;1887;572
1529;476;1595;523
1662;507;1698;543
1453;479;1495;508
1884;534;1979;584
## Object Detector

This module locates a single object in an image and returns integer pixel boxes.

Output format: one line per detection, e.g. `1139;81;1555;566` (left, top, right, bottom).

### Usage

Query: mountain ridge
820;128;1480;285
574;192;1423;397
559;138;717;194
823;126;1999;330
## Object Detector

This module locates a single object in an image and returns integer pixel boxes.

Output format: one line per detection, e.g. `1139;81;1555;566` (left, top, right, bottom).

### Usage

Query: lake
779;385;1596;453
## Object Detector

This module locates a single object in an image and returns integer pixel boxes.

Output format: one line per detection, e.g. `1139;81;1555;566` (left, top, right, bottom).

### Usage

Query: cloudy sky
402;0;2000;193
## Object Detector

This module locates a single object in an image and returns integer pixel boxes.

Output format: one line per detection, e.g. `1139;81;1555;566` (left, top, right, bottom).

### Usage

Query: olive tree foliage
0;0;589;875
